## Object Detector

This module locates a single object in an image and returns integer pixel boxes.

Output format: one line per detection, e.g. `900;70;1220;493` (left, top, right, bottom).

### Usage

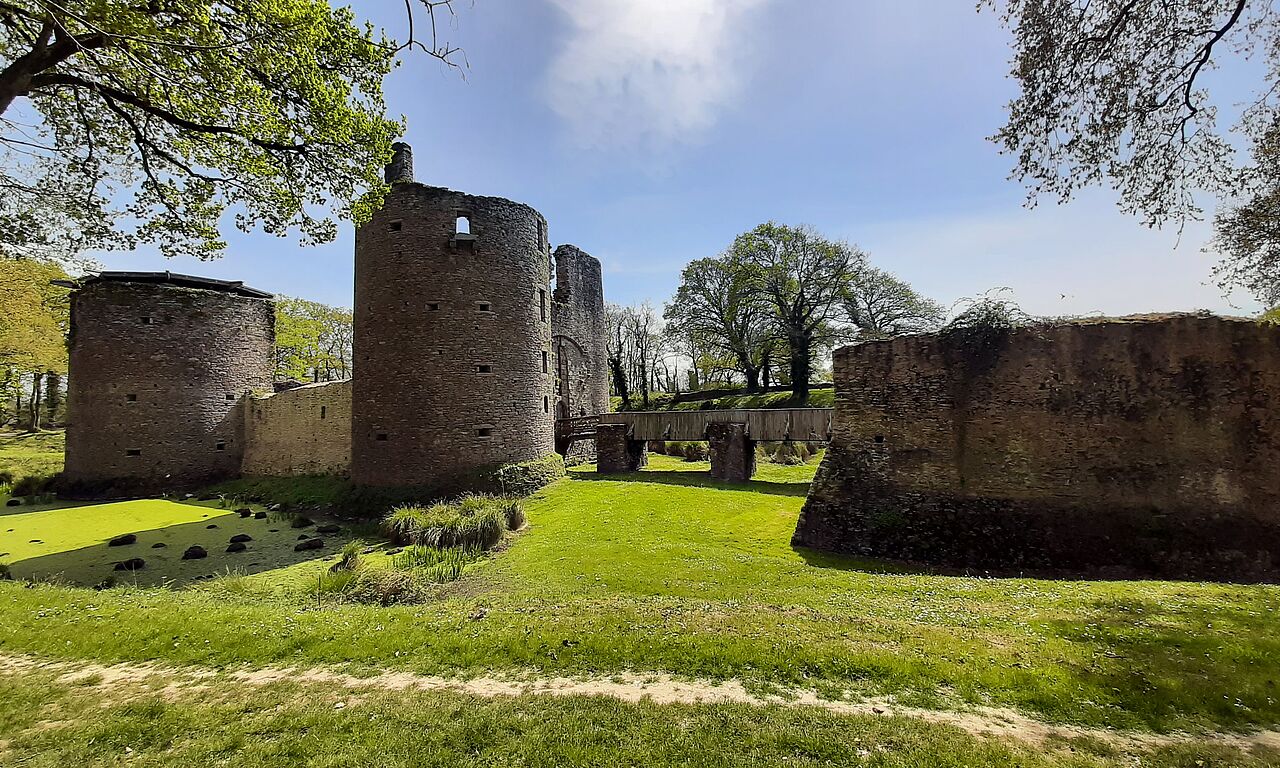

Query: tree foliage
0;255;68;428
0;1;462;262
732;223;864;400
986;0;1280;302
663;255;773;391
274;296;353;383
843;267;945;339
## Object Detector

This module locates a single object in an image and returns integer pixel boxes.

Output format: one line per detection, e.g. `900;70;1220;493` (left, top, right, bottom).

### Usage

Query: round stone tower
62;272;274;495
352;143;554;488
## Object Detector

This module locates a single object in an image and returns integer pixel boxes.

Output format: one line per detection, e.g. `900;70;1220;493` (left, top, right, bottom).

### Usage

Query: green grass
4;669;1272;768
0;455;1277;735
0;429;64;479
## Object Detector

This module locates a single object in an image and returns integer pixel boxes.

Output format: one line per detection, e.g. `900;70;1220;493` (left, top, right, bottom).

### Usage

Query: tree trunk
761;348;772;391
743;365;761;392
27;372;43;432
789;335;811;402
609;357;631;410
45;370;61;423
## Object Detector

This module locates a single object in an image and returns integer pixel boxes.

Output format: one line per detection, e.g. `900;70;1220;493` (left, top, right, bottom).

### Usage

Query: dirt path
2;652;1278;753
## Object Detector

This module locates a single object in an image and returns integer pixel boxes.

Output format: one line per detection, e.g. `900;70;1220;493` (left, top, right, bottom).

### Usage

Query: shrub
681;442;709;462
647;441;666;455
332;539;365;572
12;473;57;497
344;569;426;605
491;453;565;497
384;494;524;551
0;562;11;581
390;545;479;583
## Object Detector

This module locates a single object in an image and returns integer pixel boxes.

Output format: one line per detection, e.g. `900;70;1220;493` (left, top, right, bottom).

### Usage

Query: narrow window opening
455;215;471;235
125;394;137;402
542;351;549;374
427;302;441;312
477;427;493;438
140;316;152;325
477;302;492;313
215;442;226;452
320;406;327;420
376;433;389;442
125;449;141;457
539;288;547;321
225;393;235;401
543;396;549;414
389;220;402;232
477;364;492;374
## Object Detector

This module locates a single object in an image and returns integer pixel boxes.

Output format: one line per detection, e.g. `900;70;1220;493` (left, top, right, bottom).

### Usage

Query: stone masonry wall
352;182;555;488
242;380;352;477
795;314;1280;580
552;244;610;464
63;280;274;495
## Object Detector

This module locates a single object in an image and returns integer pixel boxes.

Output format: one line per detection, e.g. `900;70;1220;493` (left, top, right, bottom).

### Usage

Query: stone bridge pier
596;424;647;473
707;423;755;482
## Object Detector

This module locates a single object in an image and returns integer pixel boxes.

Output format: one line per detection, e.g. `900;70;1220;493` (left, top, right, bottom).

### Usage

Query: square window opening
477;302;492;313
376;433;389;442
215;442;226;452
125;394;137;402
427;302;441;312
477;427;493;438
477;364;492;374
225;393;235;401
125;449;141;457
455;215;471;235
389;220;402;232
140;316;152;325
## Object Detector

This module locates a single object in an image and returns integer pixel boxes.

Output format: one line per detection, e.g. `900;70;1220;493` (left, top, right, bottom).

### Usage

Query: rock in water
254;511;268;520
230;534;253;544
4;499;20;507
181;545;208;560
290;516;314;529
226;542;248;553
108;533;137;547
151;542;167;549
237;508;252;518
316;524;341;535
294;538;325;552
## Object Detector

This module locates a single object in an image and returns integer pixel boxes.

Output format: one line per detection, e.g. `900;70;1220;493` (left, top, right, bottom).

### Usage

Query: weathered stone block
708;423;755;482
597;424;646;474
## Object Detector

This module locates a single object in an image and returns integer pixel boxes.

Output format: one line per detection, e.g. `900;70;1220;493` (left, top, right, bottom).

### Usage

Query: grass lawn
0;429;64;480
1;452;1279;764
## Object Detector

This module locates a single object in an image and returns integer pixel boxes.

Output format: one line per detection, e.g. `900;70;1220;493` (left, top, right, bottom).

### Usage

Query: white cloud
545;0;769;151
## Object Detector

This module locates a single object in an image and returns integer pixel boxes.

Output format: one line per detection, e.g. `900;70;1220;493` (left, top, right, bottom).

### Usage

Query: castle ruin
61;143;609;495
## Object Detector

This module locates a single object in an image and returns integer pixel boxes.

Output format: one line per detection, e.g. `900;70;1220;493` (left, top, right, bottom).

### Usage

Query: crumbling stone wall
552;244;609;464
352;171;555;488
242;380;352;476
63;277;274;496
795;314;1280;580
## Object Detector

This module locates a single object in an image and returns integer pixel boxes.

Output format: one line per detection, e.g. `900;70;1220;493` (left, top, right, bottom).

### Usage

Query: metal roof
67;271;273;299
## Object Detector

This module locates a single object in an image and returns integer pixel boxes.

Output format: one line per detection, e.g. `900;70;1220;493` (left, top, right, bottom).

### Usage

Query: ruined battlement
796;313;1280;580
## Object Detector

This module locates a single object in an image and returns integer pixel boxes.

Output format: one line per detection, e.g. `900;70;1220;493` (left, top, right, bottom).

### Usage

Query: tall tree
274;296;353;383
604;302;632;410
843;267;945;339
733;223;863;401
664;255;773;391
986;0;1280;303
0;1;462;262
0;256;68;429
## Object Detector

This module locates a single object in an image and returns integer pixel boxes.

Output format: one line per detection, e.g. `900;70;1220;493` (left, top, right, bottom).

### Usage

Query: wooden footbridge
555;408;834;481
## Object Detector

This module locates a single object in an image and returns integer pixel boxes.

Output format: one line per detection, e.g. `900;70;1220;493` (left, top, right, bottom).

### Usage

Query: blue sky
100;0;1262;317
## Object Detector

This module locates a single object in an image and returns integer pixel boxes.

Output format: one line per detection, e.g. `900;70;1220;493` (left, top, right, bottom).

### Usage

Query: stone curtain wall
63;280;274;495
552;244;610;464
795;314;1280;580
352;183;555;488
242;380;352;477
